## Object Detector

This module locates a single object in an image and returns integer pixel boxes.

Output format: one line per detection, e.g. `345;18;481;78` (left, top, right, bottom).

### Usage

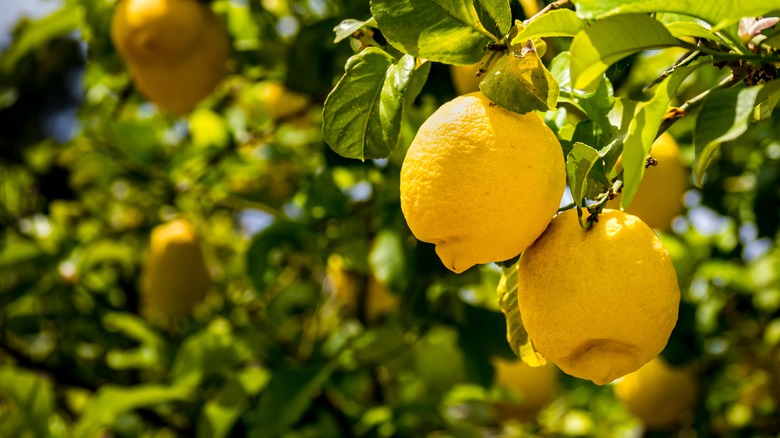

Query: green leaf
103;312;165;370
369;0;510;64
2;7;84;72
333;18;376;43
245;363;333;438
496;263;545;366
0;367;54;437
570;14;681;90
170;320;254;389
575;0;780;31
368;229;407;291
566;142;602;206
621;63;699;208
75;384;191;438
511;9;586;44
323;49;426;160
0;239;42;268
481;45;559;113
109;120;161;164
693;80;780;186
197;369;270;438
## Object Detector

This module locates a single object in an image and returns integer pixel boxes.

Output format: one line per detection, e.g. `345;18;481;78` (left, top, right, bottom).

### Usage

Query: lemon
607;133;688;230
141;218;211;316
517;209;680;385
493;358;558;421
111;0;229;115
326;254;398;322
450;63;483;95
614;357;698;429
400;92;565;273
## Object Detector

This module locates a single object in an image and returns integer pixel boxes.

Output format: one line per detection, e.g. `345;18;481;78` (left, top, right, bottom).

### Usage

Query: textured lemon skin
493;359;558;421
111;0;229;115
450;63;483;95
400;92;565;273
607;133;688;230
517;209;680;385
141;219;211;316
614;358;698;429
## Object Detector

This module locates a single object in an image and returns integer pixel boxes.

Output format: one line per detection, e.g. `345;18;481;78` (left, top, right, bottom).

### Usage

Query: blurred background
1;0;779;436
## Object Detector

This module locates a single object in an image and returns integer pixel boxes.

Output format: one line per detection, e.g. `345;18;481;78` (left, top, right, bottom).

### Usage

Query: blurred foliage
0;0;779;437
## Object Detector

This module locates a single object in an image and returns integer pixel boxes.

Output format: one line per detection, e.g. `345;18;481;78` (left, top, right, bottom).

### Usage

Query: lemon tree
2;0;780;436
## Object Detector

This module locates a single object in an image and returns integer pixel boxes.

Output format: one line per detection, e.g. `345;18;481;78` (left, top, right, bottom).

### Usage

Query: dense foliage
1;0;780;436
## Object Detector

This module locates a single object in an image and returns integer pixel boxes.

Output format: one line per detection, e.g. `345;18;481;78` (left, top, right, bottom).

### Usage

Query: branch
523;0;572;25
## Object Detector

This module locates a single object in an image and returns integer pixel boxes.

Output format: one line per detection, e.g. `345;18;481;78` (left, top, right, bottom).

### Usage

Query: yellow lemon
450;63;483;95
614;357;698;429
326;255;398;322
400;92;565;273
517;209;680;385
493;358;558;421
607;133;688;230
111;0;229;115
141;218;211;316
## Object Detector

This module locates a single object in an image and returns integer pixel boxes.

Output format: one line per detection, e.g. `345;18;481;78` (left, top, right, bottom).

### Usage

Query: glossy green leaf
369;0;510;64
511;9;587;44
0;367;54;437
333;18;376;43
566;142;602;206
575;0;780;31
570;14;680;90
621;63;699;208
496;263;545;366
245;363;333;437
693;80;780;186
481;45;559;113
323;49;426;160
74;384;191;438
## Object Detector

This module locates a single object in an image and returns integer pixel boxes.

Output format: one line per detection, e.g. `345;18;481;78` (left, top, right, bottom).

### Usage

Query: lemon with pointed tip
614;357;698;429
607;133;688;230
517;209;680;385
111;0;229;115
141;218;211;316
400;92;565;273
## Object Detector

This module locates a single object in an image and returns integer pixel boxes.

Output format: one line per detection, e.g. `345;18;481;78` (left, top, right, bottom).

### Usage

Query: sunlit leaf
369;0;510;64
570;14;681;90
511;9;586;44
0;367;54;437
566;142;602;206
693;80;780;186
323;49;427;160
481;44;559;113
496;263;545;366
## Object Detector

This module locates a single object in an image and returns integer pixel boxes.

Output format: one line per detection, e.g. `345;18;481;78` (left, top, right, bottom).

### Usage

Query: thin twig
643;49;701;93
523;0;572;25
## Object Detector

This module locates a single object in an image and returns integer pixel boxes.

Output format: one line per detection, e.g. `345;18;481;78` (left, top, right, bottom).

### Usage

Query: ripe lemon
400;92;565;273
111;0;229;115
141;218;211;316
493;358;558;421
614;357;698;429
607;133;688;230
326;254;398;322
517;209;680;385
450;63;483;95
